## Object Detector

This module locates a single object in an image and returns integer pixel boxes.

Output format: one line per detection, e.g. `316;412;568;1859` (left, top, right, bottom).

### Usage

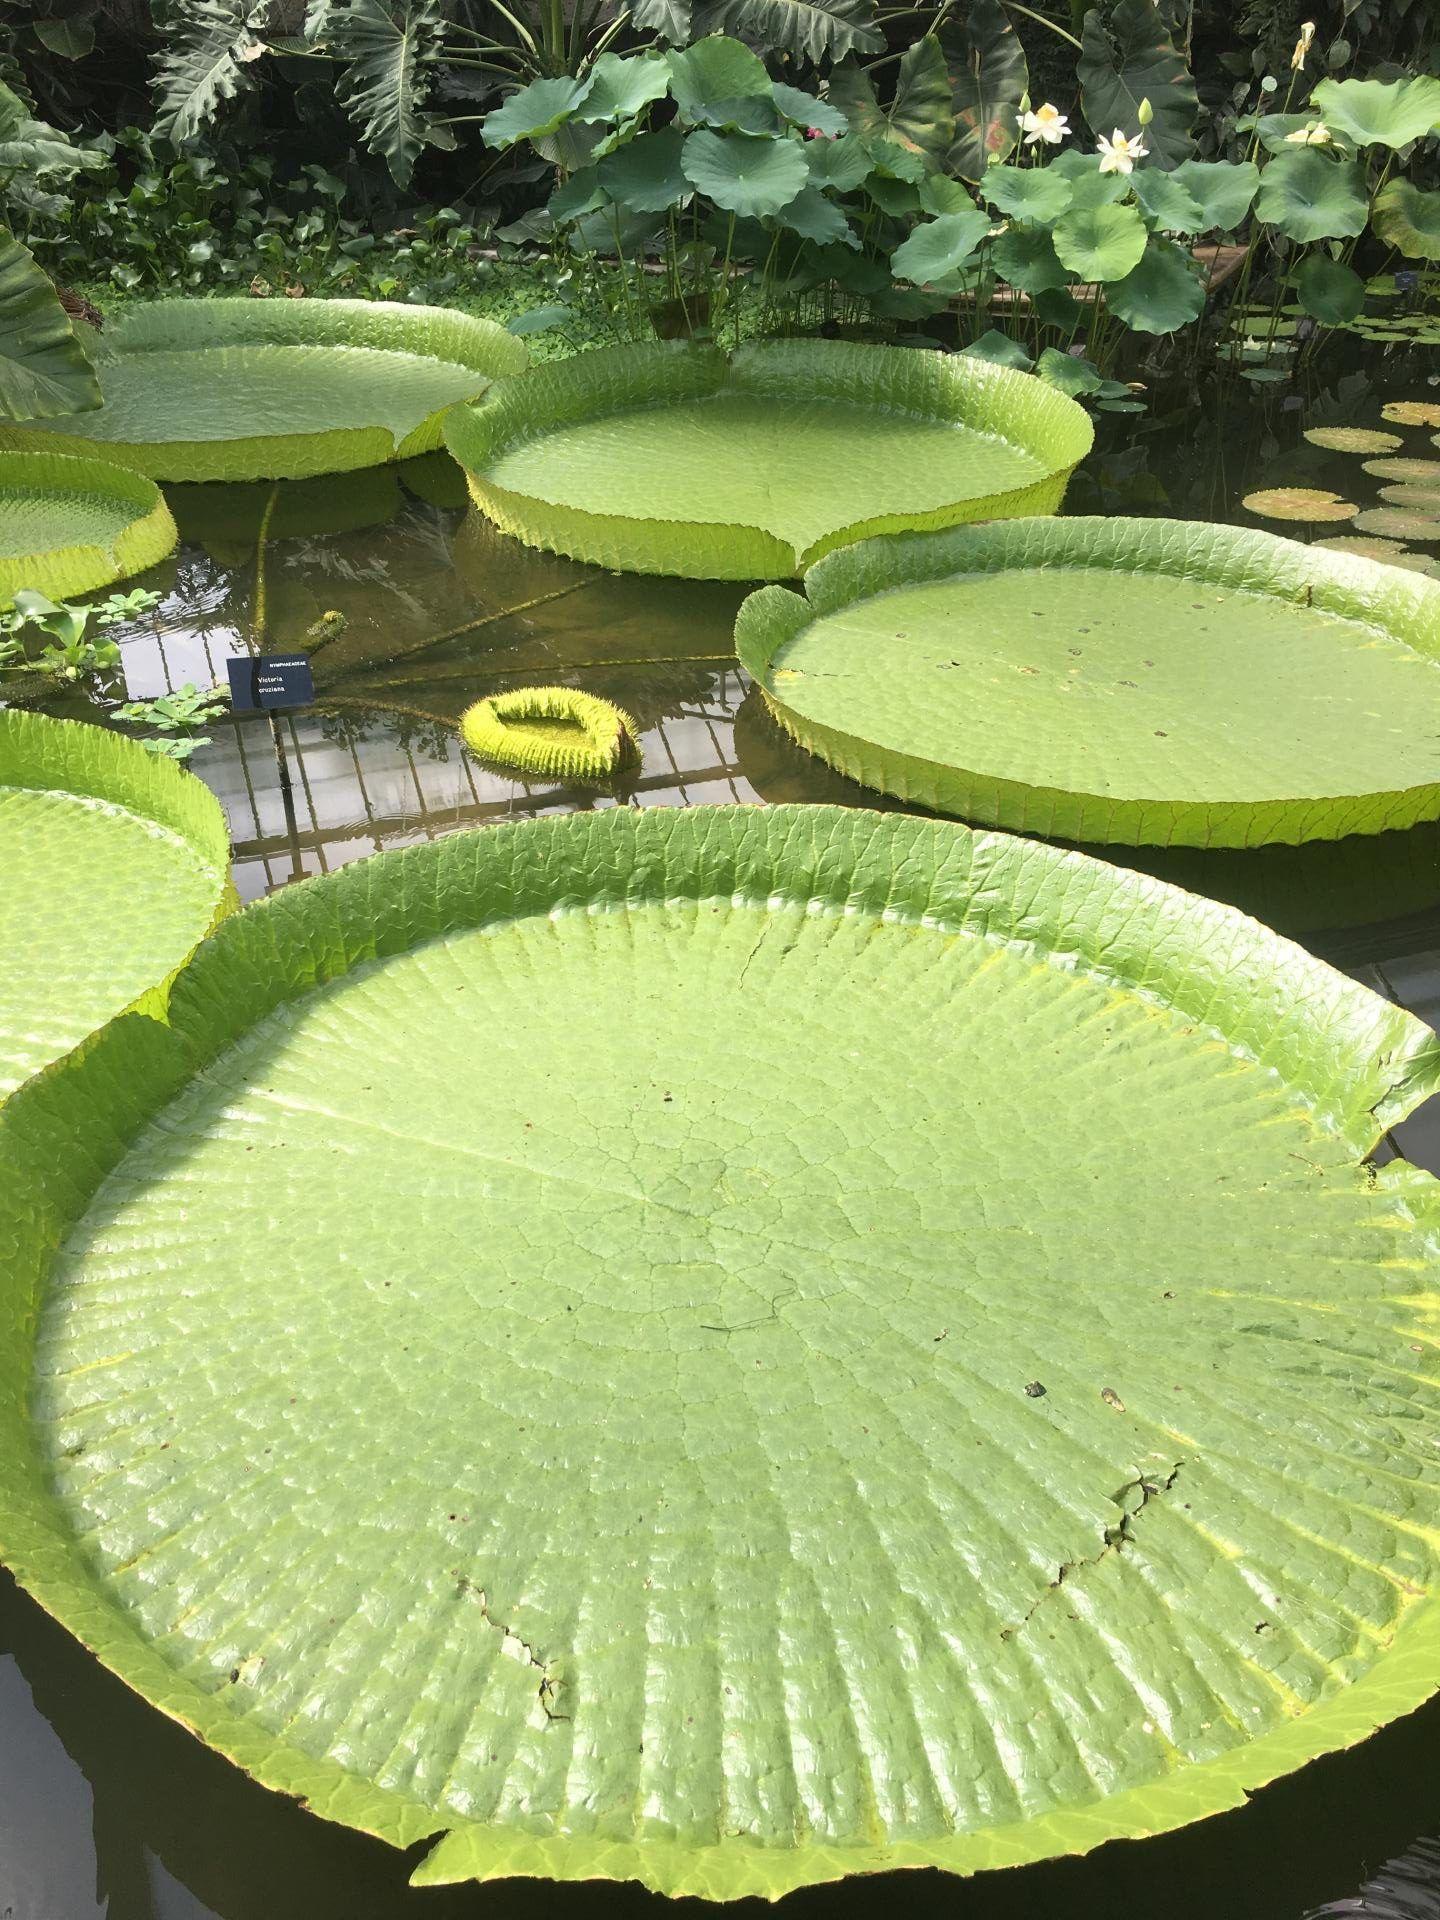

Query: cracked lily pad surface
4;806;1440;1901
0;299;529;483
445;340;1092;579
0;710;231;1099
737;517;1440;847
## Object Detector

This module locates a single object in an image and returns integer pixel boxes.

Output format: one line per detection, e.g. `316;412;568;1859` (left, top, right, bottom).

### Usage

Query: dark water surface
6;348;1440;1920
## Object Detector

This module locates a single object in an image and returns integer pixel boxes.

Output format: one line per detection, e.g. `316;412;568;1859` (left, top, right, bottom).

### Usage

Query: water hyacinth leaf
0;708;230;1100
0;449;177;605
1366;457;1440;483
992;223;1072;293
1130;166;1205;235
482;74;596;150
598;126;691;214
803;130;871;191
1034;347;1106;396
1372;180;1440;263
941;0;1028;182
890;208;992;283
772;83;848;137
1170;157;1259;230
694;0;882;64
1254;148;1368;244
1053;201;1148;283
776;185;856;246
572;52;670;124
738;515;1440;844
1292;253;1366;327
666;35;771;125
1077;0;1198;169
1305;426;1403;454
1048;147;1129;209
0;227;101;423
1310;75;1440;150
1383;404;1440;430
961;328;1032;369
1242;486;1357;523
680;129;808;219
983;164;1072;222
0;298;528;482
830;36;953;163
445;339;1092;579
1354;507;1440;542
1105;236;1206;332
14;800;1440;1898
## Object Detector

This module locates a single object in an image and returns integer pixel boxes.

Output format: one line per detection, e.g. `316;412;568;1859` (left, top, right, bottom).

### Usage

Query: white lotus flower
1284;120;1332;145
1020;102;1070;146
1096;128;1147;174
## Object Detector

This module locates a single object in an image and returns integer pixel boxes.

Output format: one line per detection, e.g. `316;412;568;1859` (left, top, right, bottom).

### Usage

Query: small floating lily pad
5;805;1440;1899
1383;401;1440;428
1314;535;1436;575
1379;484;1440;513
1364;457;1440;483
0;449;177;606
736;515;1440;846
1354;507;1440;541
445;340;1093;580
1242;487;1356;523
1304;427;1405;454
459;685;639;781
0;710;231;1100
0;299;529;484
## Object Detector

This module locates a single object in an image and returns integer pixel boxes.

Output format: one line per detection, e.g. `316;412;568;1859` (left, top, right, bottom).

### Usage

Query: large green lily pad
444;340;1093;580
0;709;231;1100
0;449;177;606
0;300;529;484
736;517;1440;846
2;806;1440;1899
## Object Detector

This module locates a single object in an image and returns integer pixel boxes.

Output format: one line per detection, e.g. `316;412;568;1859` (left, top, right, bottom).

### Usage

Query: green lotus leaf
917;172;976;215
1254;148;1368;244
481;74;597;150
680;129;808;218
0;298;527;484
1130;166;1205;234
1292;252;1366;326
1103;236;1205;331
445;339;1092;579
1033;346;1105;396
666;35;772;126
1053;201;1148;283
460;685;639;780
547;166;605;223
991;222;1072;293
0;225;102;424
0;449;177;605
1310;74;1440;151
941;0;1028;181
0;708;230;1100
983;164;1072;222
1372;179;1440;263
775;185;856;247
803;130;872;191
735;514;1440;844
1253;111;1333;155
1048;147;1130;209
596;126;692;214
961;328;1032;369
890;207;992;283
573;52;670;124
5;802;1440;1900
1170;157;1258;230
771;82;848;137
1078;0;1198;169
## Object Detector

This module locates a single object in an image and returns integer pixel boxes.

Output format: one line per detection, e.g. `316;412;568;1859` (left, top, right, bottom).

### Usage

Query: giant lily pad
0;299;529;484
736;516;1440;846
444;340;1092;580
0;709;231;1100
0;449;177;606
2;805;1440;1898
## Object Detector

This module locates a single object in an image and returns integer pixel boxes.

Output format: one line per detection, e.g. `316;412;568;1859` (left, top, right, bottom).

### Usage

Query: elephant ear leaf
329;0;446;188
691;0;883;66
1078;0;1197;168
941;0;1028;183
831;33;953;162
0;227;102;423
151;0;270;143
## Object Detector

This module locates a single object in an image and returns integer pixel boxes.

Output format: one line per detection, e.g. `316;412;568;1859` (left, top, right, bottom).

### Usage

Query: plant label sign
227;653;315;713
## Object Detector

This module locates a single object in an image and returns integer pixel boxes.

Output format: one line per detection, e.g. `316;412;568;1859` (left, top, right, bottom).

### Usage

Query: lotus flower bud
1137;96;1153;126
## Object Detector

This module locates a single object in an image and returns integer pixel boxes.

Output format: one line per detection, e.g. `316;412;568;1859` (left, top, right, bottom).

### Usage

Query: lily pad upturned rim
0;449;177;607
2;803;1440;1902
0;299;531;484
443;339;1094;580
735;515;1440;848
0;708;233;1095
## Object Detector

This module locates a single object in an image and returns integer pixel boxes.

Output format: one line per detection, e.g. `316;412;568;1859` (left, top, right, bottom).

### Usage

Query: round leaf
573;52;670;125
1052;201;1148;283
1372;179;1440;264
991;223;1071;294
1130;167;1205;236
1049;147;1129;209
481;74;596;150
776;185;856;247
598;127;691;215
890;208;992;284
1291;252;1365;327
983;165;1072;222
1105;236;1206;332
1170;158;1259;231
772;83;848;137
804;131;872;192
1253;147;1368;244
667;36;772;125
681;129;808;219
1034;346;1105;396
1310;75;1440;150
960;327;1032;369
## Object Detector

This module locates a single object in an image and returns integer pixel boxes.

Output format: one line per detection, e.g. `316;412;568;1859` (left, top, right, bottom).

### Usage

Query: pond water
6;345;1440;1920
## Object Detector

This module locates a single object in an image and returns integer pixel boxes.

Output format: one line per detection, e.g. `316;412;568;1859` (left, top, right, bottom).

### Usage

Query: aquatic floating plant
736;515;1440;847
0;299;529;483
0;449;176;605
444;338;1093;580
1;805;1439;1898
460;685;638;781
0;708;230;1100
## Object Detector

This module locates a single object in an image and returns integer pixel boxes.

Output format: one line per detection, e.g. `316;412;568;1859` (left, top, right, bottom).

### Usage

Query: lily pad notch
460;686;640;782
0;449;177;606
0;299;531;484
736;515;1440;846
444;339;1093;579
